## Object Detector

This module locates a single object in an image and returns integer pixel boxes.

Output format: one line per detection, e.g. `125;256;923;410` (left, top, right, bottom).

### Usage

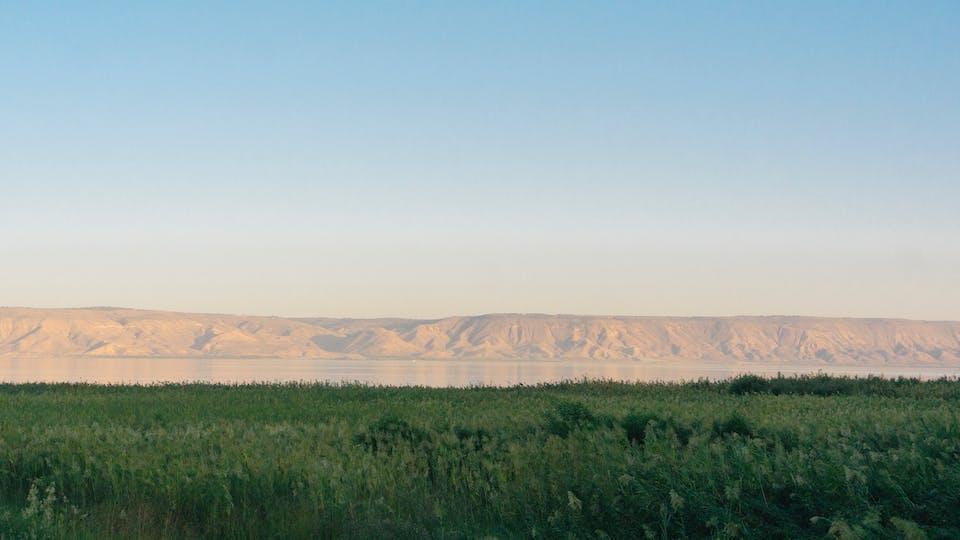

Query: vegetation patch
726;373;953;397
542;400;614;438
0;376;957;538
353;412;431;453
712;411;755;439
620;411;691;446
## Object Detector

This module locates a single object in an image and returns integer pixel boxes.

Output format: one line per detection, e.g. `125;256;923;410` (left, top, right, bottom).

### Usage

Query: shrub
712;412;754;439
727;374;897;396
354;413;431;452
728;374;771;395
621;412;691;446
452;426;489;451
543;400;599;438
767;374;854;396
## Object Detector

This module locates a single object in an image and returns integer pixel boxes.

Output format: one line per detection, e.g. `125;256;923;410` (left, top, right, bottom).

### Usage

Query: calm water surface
1;358;958;386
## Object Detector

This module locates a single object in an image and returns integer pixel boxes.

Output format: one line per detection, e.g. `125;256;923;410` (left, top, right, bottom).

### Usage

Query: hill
0;307;958;363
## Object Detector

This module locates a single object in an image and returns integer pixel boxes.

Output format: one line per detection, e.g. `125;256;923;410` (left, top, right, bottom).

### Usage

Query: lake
0;357;958;386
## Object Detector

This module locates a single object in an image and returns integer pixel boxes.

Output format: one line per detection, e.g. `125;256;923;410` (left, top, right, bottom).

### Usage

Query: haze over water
1;358;957;386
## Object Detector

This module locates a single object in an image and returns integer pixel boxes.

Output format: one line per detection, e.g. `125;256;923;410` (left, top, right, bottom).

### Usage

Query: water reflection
0;358;958;386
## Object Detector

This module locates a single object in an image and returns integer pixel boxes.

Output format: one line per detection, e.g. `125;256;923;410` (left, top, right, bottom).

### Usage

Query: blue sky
1;2;958;319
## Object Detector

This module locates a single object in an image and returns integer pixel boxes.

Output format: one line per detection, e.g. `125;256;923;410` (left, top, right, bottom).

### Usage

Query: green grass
0;375;958;538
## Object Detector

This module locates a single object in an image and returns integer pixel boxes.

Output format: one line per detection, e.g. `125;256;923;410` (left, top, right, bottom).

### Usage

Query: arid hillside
1;308;958;364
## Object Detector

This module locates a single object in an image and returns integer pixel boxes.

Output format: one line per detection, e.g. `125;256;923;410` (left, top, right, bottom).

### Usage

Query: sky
1;1;958;320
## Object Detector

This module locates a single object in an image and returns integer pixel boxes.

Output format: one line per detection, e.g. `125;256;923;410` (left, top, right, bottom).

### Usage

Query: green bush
712;411;754;438
621;411;691;446
728;374;771;394
543;400;600;438
354;412;431;452
452;426;490;451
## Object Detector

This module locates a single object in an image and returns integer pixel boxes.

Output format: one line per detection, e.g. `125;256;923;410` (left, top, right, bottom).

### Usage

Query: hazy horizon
3;2;958;320
3;305;960;324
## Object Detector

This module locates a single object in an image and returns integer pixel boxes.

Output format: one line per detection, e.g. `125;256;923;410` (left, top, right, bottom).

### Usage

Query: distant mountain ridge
1;307;958;364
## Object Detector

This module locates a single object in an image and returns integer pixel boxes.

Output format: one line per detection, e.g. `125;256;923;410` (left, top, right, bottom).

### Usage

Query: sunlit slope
0;308;958;363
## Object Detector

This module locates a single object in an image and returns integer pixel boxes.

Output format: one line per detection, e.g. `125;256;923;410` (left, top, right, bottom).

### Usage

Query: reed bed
0;375;957;538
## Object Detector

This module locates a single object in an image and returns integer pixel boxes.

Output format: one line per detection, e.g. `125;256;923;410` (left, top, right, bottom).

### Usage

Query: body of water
0;357;958;386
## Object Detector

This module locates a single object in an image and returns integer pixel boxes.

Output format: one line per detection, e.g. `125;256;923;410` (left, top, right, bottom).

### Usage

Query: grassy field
0;375;958;539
